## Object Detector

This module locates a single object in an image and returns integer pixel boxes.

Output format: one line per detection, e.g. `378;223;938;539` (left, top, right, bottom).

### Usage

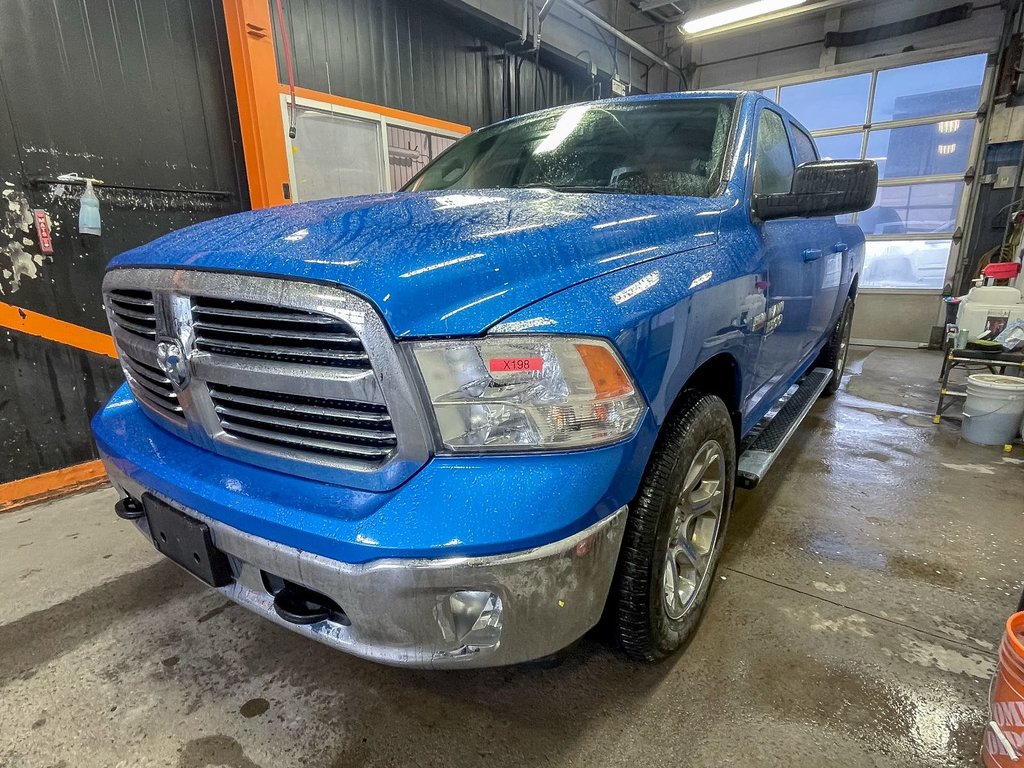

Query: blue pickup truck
92;91;876;667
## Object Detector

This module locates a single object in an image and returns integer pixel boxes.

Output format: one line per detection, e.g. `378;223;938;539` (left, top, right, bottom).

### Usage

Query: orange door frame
222;0;472;209
284;86;471;136
222;0;291;209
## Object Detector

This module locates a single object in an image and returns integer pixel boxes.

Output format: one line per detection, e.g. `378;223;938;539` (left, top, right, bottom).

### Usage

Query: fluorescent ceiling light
681;0;807;34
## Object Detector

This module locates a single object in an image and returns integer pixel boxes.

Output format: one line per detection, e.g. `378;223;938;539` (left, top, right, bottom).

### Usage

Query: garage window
779;73;872;132
283;97;465;202
291;109;387;200
761;53;988;290
387;126;457;191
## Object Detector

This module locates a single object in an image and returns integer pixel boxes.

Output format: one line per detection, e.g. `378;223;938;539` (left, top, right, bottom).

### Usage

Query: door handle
803;248;823;262
833;242;849;254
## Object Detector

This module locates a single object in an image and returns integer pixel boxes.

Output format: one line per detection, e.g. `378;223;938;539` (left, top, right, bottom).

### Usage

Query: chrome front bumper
106;463;628;668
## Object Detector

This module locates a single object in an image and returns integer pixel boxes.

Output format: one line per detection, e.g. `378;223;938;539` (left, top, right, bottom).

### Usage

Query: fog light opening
435;590;503;653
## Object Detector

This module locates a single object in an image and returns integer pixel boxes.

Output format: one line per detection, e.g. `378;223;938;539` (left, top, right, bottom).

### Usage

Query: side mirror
753;160;878;221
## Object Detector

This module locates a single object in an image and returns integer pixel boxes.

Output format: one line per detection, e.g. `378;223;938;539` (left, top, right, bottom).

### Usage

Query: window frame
778;72;874;134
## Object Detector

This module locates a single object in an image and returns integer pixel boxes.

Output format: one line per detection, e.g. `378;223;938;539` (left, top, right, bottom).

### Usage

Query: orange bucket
983;612;1024;767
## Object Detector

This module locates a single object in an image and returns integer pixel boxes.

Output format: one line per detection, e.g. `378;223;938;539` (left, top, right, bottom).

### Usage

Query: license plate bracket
143;495;234;587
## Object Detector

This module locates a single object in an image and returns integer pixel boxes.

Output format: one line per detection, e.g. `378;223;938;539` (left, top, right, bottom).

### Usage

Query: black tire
613;392;736;662
817;298;854;397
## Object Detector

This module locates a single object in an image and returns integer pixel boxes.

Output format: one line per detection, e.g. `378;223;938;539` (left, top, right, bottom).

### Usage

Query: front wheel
817;298;854;397
613;392;736;662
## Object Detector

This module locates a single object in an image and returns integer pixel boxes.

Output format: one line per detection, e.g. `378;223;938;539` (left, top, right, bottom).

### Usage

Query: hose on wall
274;0;298;138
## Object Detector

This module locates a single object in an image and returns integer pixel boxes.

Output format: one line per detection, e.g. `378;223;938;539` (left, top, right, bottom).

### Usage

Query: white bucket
962;374;1024;446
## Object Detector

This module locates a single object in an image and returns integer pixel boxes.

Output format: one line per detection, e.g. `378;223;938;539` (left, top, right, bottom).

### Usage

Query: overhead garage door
761;53;987;292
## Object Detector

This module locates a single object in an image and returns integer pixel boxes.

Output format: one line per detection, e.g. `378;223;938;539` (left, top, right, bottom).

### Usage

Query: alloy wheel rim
663;440;726;621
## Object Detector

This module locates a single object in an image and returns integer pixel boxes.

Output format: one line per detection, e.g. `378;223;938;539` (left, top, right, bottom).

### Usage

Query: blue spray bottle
79;179;101;236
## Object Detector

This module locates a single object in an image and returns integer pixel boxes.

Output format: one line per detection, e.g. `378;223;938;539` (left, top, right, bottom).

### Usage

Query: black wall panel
272;0;590;128
0;337;123;482
0;0;246;483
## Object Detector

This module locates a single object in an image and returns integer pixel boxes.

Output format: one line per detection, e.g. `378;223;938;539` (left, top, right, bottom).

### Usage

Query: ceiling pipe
535;0;558;51
559;0;687;80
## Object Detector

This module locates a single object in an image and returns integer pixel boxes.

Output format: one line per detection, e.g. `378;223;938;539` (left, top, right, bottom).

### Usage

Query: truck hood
110;189;721;336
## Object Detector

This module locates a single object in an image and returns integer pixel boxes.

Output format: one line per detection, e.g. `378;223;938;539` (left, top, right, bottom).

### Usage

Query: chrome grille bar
192;304;338;324
208;380;396;463
193;321;360;343
119;349;185;424
193;337;370;366
206;385;392;424
214;419;394;460
213;404;396;441
108;289;157;341
121;356;171;388
191;295;369;369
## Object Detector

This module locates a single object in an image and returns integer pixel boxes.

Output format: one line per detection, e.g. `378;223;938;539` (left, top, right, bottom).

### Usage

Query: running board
737;367;833;489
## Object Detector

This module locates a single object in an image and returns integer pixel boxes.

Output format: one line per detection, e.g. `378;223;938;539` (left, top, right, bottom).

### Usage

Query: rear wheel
613;392;736;662
818;298;854;397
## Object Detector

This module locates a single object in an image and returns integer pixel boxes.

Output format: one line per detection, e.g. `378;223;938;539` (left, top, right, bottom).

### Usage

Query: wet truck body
92;92;876;667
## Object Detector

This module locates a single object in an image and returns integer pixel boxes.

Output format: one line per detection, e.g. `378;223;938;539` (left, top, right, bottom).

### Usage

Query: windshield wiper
511;183;621;194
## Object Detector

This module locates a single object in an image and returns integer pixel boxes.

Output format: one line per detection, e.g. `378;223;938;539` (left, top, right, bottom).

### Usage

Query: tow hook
269;579;351;627
114;497;145;520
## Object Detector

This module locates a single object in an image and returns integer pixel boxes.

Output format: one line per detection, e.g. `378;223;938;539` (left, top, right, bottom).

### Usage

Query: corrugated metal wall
0;0;246;484
273;0;589;128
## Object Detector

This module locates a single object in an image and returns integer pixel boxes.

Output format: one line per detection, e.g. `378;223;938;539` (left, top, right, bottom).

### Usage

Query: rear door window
791;125;819;165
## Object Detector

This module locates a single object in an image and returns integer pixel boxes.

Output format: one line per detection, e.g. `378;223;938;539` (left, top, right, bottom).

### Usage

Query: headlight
411;336;644;452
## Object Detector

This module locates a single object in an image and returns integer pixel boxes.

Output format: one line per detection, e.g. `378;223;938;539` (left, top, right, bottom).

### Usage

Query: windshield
406;99;736;198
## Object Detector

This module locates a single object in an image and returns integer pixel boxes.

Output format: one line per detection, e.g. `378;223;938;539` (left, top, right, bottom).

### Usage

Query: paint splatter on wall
4;241;42;291
1;182;49;294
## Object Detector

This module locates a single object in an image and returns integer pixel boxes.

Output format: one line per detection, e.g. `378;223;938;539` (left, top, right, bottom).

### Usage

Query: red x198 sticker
489;357;543;372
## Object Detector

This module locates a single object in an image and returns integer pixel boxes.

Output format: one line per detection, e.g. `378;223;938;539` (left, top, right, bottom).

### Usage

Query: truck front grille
102;270;429;491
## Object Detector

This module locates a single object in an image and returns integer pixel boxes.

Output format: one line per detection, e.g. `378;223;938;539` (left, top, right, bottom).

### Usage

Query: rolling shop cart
934;348;1024;424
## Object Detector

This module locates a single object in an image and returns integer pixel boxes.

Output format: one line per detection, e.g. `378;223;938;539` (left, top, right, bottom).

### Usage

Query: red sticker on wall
34;210;54;255
489;357;543;373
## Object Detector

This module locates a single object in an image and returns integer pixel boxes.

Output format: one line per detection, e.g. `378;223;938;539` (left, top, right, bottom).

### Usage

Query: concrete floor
1;347;1021;768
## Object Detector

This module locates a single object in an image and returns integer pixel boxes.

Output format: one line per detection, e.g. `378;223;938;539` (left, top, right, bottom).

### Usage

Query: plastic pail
982;612;1024;766
962;375;1024;446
